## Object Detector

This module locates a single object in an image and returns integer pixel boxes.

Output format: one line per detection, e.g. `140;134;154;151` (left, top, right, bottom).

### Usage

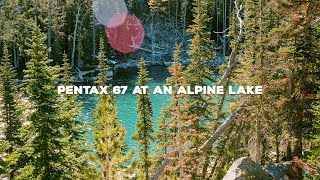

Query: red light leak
106;14;145;54
106;12;127;28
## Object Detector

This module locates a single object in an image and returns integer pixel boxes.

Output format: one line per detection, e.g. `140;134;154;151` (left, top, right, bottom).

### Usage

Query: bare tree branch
198;103;244;152
151;158;169;180
311;17;320;27
213;28;230;34
217;0;244;86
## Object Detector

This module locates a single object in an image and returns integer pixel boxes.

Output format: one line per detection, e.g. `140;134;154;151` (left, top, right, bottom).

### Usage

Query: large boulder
263;161;304;180
222;157;273;180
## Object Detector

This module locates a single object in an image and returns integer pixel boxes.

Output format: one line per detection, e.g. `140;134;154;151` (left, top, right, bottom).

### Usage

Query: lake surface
77;66;171;150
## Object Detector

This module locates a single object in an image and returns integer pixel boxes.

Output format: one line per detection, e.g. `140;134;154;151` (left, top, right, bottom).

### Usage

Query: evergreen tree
154;43;198;179
186;0;215;86
0;0;31;69
183;0;216;177
18;25;61;178
234;0;270;164
62;53;72;85
308;90;320;169
305;14;320;172
232;0;320;168
153;44;184;179
133;59;154;180
267;0;320;159
165;43;188;179
95;38;108;86
153;106;172;178
0;45;22;178
92;38;133;179
59;53;94;179
17;25;86;179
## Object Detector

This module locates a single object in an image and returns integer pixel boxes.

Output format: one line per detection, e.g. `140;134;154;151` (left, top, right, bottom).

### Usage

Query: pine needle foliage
186;0;215;85
183;0;217;177
133;58;154;180
19;25;70;179
59;53;93;179
307;91;320;169
91;38;133;179
0;45;22;178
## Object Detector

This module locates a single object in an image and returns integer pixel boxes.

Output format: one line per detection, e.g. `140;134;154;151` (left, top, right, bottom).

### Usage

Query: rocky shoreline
72;59;182;83
72;55;226;84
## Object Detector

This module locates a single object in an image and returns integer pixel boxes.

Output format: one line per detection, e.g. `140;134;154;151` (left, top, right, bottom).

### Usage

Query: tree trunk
175;0;178;31
71;2;81;67
105;152;110;180
285;140;292;160
223;0;227;57
253;0;264;164
47;0;52;59
207;159;218;179
201;154;210;179
168;0;170;20
92;19;96;62
293;110;303;156
151;13;155;64
254;117;261;163
151;157;170;180
13;47;17;68
105;136;110;180
275;136;280;163
11;15;18;68
144;143;149;180
261;138;267;165
177;98;184;179
182;0;187;43
216;0;219;43
216;0;244;86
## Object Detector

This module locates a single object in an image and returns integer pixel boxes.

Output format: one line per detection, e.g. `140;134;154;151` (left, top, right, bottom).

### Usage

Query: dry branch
198;103;244;152
151;157;169;180
311;17;320;27
217;0;244;86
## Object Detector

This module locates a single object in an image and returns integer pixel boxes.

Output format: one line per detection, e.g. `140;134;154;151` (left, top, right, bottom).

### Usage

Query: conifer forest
0;0;320;179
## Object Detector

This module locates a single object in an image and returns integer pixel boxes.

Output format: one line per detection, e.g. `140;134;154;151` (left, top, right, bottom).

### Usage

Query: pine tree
16;25;86;179
233;0;270;164
18;25;61;178
185;0;216;113
153;44;198;179
230;0;286;167
92;38;133;179
231;0;320;167
59;53;94;179
310;22;320;170
165;43;187;179
95;38;108;86
183;0;216;177
308;90;320;168
267;0;320;159
133;59;154;180
0;45;22;178
153;106;172;178
0;0;26;68
62;53;72;85
186;0;215;86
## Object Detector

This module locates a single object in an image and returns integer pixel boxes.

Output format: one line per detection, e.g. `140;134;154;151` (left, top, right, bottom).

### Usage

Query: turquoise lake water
77;66;171;150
